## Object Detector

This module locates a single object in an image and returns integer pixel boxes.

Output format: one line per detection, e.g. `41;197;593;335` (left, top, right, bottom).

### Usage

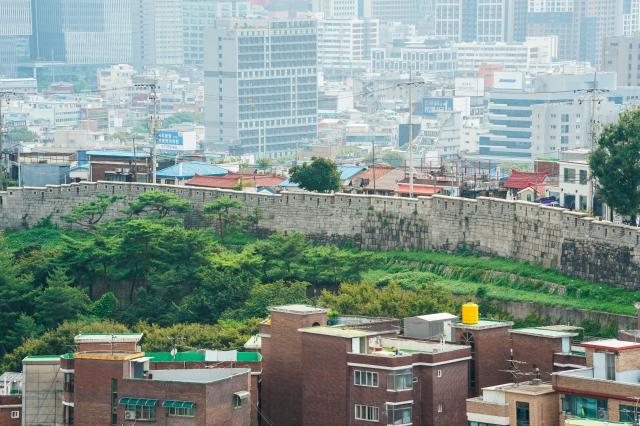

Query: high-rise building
602;34;640;86
317;17;378;80
312;0;371;18
526;0;582;61
204;18;318;156
133;0;183;67
0;0;32;76
580;0;624;67
30;0;133;65
183;0;250;66
435;0;525;42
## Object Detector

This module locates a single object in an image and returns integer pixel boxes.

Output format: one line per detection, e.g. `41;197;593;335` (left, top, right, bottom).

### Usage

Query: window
437;369;442;378
579;196;588;211
387;369;413;391
133;405;156;421
169;406;195;417
355;404;379;421
64;373;74;393
355;370;378;387
564;168;576;183
10;411;19;419
619;405;639;422
579;170;588;185
516;401;529;426
562;394;608;419
605;352;616;380
387;403;412;425
437;403;443;413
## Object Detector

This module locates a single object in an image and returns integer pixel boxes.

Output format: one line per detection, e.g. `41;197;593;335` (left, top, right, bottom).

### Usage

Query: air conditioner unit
124;410;136;420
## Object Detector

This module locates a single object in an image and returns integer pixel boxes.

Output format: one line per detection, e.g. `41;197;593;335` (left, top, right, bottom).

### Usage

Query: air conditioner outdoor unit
124;410;136;420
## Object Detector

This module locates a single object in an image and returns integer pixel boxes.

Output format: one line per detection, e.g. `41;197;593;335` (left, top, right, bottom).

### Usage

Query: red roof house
185;173;285;190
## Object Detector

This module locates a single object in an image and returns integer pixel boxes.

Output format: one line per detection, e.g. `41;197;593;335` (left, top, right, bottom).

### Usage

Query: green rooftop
145;351;261;363
23;355;61;362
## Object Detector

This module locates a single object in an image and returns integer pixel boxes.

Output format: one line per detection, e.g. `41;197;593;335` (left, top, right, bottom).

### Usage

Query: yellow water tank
462;303;479;325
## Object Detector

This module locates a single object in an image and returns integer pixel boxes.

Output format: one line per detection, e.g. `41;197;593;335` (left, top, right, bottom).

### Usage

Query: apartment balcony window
387;369;413;391
386;402;412;426
355;404;379;422
516;401;530;426
354;370;378;387
561;394;607;420
63;373;74;393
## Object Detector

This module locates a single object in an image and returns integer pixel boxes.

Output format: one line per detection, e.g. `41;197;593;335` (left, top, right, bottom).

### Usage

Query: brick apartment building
553;338;640;424
23;333;257;426
86;150;151;182
466;380;559;425
260;305;471;426
0;373;22;426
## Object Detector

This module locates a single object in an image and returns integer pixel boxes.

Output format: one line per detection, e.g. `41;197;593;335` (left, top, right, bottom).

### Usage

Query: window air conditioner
124;410;136;420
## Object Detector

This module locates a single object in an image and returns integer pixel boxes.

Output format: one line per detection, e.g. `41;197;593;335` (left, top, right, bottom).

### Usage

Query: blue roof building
156;161;228;185
338;165;367;184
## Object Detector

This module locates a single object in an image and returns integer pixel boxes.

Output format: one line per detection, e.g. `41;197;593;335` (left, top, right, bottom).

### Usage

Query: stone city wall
1;182;639;289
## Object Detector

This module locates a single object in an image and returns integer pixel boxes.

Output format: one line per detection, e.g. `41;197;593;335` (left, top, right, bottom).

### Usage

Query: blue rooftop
156;161;228;179
279;179;300;188
86;150;150;159
338;165;366;181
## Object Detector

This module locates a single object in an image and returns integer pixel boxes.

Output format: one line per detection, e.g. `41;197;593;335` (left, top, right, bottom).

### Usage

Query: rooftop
510;327;578;338
86;150;150;159
156;161;227;179
299;326;380;338
453;319;514;330
371;337;469;356
22;355;61;363
581;339;640;351
269;304;330;315
409;313;458;322
504;169;548;191
487;381;555;396
338;165;367;181
74;333;143;343
145;368;249;384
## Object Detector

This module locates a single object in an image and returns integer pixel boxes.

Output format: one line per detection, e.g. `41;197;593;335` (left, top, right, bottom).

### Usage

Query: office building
455;38;555;75
553;339;640;424
260;304;471;426
132;0;183;67
317;17;378;80
526;0;582;61
371;39;456;76
602;34;640;86
204;18;318;156
312;0;370;18
0;0;31;76
182;0;250;66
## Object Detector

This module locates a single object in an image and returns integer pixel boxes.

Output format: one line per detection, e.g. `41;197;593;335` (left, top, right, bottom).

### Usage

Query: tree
302;245;372;289
225;280;310;320
318;282;457;319
61;193;123;229
380;151;405;167
91;292;119;319
126;190;192;218
289;157;341;193
34;268;91;329
203;196;245;243
5;128;37;144
251;232;310;281
590;109;640;221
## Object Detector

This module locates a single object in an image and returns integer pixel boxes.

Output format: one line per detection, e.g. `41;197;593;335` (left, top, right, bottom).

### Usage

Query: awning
162;400;195;409
119;397;158;407
233;391;250;400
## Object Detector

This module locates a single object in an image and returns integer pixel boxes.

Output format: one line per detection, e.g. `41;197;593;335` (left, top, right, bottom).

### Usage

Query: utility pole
135;82;159;184
575;72;609;214
0;91;16;191
408;69;414;197
371;139;377;193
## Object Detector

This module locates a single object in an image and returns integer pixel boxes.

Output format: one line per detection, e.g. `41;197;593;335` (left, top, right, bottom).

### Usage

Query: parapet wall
1;182;639;289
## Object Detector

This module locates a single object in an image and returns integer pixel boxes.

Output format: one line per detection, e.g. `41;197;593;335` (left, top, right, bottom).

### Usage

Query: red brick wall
417;360;469;426
77;341;140;353
511;334;562;381
455;326;512;396
302;333;351;426
74;358;128;425
261;311;327;426
0;396;21;426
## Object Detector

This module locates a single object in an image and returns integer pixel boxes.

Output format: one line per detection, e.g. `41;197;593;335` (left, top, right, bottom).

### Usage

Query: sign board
422;97;453;117
157;130;197;151
455;78;485;97
493;72;525;90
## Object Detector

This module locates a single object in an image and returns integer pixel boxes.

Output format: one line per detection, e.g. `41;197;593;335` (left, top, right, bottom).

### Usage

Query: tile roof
185;173;285;189
504;169;548;190
156;161;228;179
395;183;442;196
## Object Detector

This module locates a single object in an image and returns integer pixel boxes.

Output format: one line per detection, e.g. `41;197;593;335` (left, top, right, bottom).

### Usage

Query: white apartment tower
204;18;318;156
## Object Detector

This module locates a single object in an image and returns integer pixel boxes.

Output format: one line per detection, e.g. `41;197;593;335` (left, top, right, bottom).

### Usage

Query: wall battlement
1;182;639;289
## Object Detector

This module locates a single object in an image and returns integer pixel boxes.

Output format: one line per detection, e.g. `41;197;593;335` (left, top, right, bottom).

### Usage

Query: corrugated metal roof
156;161;227;179
339;165;367;181
86;150;150;158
